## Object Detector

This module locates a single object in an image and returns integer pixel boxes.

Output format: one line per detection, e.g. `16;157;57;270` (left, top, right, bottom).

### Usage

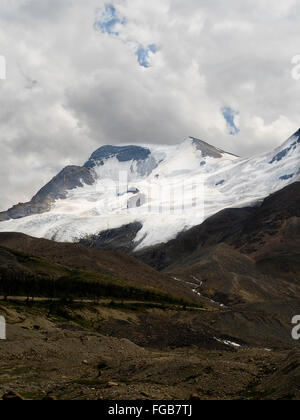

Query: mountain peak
293;128;300;137
269;128;300;164
84;145;151;168
0;130;298;249
188;136;238;159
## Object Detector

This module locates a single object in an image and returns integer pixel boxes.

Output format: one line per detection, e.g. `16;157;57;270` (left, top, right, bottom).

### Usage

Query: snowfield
0;133;299;250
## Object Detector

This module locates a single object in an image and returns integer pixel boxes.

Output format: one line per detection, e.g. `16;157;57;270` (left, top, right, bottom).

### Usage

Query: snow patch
0;134;299;249
214;337;242;348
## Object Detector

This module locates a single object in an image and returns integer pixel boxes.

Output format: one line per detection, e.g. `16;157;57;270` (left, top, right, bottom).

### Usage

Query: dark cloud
0;0;299;210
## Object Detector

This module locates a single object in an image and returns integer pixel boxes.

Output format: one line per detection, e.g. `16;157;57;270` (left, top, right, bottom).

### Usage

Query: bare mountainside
0;223;299;399
135;182;300;306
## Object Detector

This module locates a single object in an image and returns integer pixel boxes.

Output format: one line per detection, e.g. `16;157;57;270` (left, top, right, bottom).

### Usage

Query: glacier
0;131;299;250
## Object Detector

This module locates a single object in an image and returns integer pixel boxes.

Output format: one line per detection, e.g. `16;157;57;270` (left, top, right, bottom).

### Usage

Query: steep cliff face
0;166;94;221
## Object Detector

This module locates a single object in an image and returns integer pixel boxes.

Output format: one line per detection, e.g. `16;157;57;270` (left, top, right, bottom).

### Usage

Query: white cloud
0;0;300;209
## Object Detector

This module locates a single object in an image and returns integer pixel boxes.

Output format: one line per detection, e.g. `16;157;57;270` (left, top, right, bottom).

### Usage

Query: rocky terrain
0;171;299;400
0;218;299;400
0;298;299;401
0;166;94;222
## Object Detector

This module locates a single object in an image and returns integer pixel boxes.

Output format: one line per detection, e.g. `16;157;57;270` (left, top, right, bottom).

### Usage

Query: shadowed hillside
0;232;202;303
135;183;300;305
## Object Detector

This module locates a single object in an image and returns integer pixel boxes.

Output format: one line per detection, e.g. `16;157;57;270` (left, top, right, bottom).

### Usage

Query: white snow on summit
0;132;299;249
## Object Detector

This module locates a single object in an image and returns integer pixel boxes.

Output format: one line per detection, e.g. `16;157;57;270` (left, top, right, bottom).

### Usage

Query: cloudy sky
0;0;300;210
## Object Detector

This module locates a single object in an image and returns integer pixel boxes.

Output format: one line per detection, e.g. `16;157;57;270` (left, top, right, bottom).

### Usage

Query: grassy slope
0;232;204;303
0;246;198;307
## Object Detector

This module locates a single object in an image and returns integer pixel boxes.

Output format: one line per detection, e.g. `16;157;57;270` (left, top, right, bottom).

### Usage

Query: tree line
0;268;186;306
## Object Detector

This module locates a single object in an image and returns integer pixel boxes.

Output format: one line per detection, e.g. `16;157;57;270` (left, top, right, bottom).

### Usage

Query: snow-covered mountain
0;130;299;249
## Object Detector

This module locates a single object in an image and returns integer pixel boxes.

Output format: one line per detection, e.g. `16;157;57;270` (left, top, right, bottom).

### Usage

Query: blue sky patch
222;107;240;135
136;44;158;68
94;5;158;68
94;4;125;36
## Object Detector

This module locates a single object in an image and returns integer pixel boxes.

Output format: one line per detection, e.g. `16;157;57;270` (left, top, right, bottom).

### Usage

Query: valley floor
0;299;299;401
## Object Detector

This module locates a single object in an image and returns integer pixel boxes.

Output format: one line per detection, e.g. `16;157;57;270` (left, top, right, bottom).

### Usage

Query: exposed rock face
0;166;94;221
0;145;152;223
84;145;151;168
190;137;238;159
269;128;300;164
80;222;143;253
31;166;95;202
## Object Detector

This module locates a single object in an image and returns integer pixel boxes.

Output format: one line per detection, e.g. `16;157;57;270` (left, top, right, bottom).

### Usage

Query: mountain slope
0;130;299;249
0;245;195;307
136;182;300;305
0;232;204;303
0;166;94;222
136;182;300;266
